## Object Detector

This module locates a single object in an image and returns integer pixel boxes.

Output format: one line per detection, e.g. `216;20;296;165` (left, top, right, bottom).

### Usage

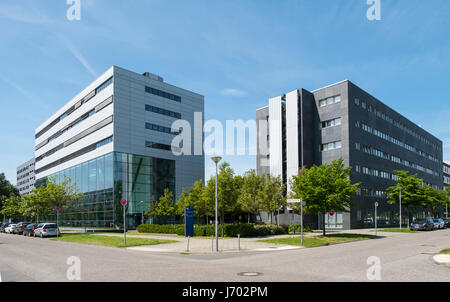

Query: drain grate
237;272;264;277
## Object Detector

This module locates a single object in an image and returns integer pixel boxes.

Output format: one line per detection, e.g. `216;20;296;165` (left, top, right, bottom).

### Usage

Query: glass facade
35;152;175;229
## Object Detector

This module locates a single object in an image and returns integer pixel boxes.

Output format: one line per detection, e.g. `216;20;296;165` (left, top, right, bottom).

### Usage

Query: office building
35;66;204;229
16;158;35;195
444;161;450;187
257;80;443;229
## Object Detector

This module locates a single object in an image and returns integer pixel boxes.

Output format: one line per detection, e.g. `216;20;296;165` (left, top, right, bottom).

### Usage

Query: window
319;95;341;107
145;123;181;135
321;141;342;151
96;77;113;94
145;105;181;119
321;117;341;129
145;86;181;102
145;141;172;151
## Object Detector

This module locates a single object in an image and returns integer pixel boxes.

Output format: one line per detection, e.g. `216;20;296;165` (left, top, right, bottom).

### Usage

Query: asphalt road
0;229;449;282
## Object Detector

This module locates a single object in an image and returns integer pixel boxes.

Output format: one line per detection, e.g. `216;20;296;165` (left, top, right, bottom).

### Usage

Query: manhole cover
421;244;436;247
237;272;264;277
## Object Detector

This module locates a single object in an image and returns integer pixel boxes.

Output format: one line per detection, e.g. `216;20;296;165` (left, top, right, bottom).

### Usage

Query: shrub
137;223;289;237
288;224;313;233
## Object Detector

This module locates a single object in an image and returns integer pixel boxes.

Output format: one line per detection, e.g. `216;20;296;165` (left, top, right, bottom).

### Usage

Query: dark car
22;224;37;237
444;218;450;228
410;218;434;231
14;222;32;235
0;222;10;233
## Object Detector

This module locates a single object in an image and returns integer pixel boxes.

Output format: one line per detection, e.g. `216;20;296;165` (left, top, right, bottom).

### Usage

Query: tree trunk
277;209;280;226
322;213;326;236
248;214;250;223
206;215;208;225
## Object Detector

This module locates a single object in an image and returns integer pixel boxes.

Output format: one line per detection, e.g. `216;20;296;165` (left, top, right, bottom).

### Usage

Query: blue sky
0;0;449;184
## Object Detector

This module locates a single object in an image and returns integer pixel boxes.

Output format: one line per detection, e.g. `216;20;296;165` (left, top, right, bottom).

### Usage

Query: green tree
21;177;83;223
387;170;424;225
156;188;176;216
258;174;286;225
290;159;359;236
0;195;24;220
176;188;191;215
204;162;240;236
420;186;447;217
0;173;20;220
145;195;159;222
238;169;265;223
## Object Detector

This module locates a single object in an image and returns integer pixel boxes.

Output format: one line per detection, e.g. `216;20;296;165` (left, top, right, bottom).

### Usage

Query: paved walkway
89;227;416;254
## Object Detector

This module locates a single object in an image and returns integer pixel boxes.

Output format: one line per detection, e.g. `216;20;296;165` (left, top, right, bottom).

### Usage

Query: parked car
34;223;60;238
444;218;450;228
433;218;445;229
0;222;10;233
22;224;37;237
5;224;17;234
14;221;32;235
410;218;434;231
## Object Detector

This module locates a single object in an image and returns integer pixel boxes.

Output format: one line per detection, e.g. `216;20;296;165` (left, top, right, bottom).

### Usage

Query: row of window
36;116;114;163
444;164;450;175
444;176;450;185
356;187;388;198
356;165;399;181
34;136;114;175
145;104;181;119
17;164;34;174
356;142;439;177
355;97;440;150
145;141;172;151
145;123;181;135
358;121;439;164
35;77;113;139
321;117;341;129
145;86;181;102
319;95;341;107
321;140;342;151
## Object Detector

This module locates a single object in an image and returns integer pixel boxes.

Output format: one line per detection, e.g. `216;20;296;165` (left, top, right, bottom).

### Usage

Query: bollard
187;236;190;252
238;234;240;252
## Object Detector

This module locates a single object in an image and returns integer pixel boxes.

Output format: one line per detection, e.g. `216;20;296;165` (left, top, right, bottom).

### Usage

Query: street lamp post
140;201;144;225
399;186;402;230
374;202;379;236
211;156;222;253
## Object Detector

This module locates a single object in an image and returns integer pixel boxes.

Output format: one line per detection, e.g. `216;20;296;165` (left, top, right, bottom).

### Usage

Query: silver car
34;223;60;238
433;219;445;229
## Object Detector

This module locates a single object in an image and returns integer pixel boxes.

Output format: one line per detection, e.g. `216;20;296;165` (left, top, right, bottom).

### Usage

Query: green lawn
371;228;416;233
440;248;450;254
259;233;381;248
51;233;177;248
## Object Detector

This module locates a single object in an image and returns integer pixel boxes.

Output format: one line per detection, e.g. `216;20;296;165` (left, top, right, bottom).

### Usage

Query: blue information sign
185;206;194;237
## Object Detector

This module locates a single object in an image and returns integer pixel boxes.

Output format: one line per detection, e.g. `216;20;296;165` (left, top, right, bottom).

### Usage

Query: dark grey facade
257;80;443;229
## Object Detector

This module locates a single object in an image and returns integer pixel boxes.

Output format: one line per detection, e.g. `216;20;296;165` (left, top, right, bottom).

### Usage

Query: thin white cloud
220;88;247;97
58;35;98;78
0;3;50;24
0;75;33;99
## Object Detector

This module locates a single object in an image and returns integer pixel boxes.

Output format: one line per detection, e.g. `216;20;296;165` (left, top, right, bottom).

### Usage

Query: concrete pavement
0;228;448;282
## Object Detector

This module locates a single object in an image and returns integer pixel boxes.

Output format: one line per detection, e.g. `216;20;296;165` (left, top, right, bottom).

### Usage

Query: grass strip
51;233;177;248
259;233;381;248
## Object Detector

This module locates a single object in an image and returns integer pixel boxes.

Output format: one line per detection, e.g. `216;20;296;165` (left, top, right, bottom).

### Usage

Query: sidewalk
94;232;303;254
90;227;411;254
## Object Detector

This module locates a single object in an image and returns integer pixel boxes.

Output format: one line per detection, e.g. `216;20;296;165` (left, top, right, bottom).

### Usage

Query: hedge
288;224;313;233
137;223;289;237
